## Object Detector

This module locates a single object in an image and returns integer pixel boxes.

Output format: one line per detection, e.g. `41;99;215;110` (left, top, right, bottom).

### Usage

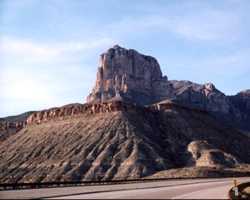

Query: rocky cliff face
87;45;172;105
25;101;145;125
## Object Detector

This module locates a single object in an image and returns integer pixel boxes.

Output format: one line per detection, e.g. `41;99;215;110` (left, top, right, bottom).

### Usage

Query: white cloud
166;48;250;85
106;9;241;42
0;63;96;116
0;68;54;103
172;10;240;41
1;36;115;63
1;37;60;60
203;49;250;75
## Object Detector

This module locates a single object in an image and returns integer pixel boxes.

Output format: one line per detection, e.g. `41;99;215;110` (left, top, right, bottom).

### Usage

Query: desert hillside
0;101;249;183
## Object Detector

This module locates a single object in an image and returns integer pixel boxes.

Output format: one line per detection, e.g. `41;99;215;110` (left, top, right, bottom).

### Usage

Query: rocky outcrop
26;101;145;125
187;140;238;167
87;45;172;105
26;104;85;125
0;112;33;142
25;100;210;126
0;121;26;142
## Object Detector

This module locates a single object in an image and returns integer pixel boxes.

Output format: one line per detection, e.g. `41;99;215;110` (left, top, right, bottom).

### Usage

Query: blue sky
1;0;250;117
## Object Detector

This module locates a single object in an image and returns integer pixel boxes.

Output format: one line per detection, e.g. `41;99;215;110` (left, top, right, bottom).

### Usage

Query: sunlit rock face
87;45;232;113
86;45;172;105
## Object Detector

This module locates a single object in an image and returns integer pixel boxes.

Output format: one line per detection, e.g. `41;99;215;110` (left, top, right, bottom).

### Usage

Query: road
0;177;249;199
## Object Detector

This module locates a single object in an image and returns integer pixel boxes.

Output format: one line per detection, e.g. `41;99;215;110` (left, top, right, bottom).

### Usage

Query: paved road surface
0;177;249;199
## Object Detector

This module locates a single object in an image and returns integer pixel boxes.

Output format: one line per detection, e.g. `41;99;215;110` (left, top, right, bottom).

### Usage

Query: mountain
0;45;249;183
87;45;172;105
87;45;250;133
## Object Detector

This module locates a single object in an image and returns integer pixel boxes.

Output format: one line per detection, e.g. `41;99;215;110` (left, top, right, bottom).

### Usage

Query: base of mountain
147;165;250;179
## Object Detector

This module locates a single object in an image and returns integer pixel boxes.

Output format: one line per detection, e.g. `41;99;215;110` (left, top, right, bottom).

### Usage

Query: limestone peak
87;46;170;105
